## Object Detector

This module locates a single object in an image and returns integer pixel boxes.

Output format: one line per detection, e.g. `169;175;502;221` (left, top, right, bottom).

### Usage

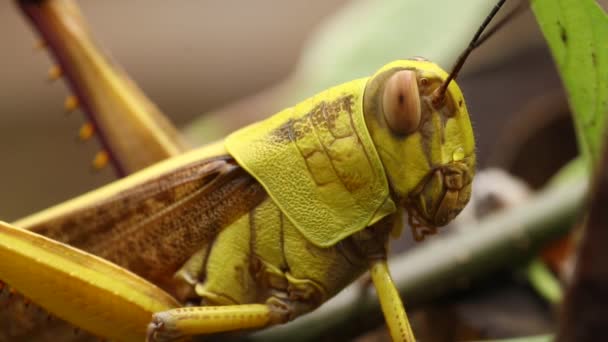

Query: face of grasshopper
363;59;475;233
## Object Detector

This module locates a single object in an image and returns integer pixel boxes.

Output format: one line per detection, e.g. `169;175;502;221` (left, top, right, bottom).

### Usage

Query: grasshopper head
363;59;475;236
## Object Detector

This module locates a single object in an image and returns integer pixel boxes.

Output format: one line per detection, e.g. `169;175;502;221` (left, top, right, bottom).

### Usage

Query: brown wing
0;156;266;341
28;156;267;290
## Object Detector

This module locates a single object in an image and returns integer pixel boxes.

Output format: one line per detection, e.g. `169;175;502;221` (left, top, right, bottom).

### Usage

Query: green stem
526;258;563;305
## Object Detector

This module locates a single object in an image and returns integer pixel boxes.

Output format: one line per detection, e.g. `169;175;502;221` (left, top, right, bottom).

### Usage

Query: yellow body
226;78;396;247
1;1;476;341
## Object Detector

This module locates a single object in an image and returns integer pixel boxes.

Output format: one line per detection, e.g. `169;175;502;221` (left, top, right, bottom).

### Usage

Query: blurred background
1;1;603;340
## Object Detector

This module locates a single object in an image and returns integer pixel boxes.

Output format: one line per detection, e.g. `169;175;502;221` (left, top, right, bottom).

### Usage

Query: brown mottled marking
271;95;355;143
28;157;267;291
558;21;567;44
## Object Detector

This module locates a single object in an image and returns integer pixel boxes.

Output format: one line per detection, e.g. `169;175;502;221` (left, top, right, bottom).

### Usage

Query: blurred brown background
0;0;598;221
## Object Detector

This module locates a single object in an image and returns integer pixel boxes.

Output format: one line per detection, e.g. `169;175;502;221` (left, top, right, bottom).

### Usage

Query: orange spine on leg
92;151;109;169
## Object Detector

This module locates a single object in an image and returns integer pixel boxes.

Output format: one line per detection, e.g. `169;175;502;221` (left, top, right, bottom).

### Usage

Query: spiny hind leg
17;0;188;175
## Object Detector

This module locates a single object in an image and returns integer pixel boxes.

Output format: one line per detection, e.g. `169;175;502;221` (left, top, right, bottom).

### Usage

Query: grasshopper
0;0;509;341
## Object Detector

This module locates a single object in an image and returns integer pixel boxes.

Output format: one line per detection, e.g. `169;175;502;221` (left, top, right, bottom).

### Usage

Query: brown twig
557;134;608;341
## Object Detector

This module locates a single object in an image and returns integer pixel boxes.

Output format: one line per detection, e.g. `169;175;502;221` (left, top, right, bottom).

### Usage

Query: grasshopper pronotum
0;0;510;341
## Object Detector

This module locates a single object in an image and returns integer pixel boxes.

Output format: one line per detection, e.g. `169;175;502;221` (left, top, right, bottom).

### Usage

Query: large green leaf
185;0;499;143
290;0;497;102
532;0;608;169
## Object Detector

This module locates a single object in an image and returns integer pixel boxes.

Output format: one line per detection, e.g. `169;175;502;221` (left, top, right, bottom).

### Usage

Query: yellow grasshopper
0;0;508;341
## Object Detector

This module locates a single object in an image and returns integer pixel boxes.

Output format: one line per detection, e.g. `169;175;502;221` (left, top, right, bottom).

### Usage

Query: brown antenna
432;0;510;106
474;1;527;49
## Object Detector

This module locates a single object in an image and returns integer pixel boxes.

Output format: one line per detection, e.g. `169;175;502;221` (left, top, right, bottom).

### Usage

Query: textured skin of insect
226;60;475;246
0;1;475;341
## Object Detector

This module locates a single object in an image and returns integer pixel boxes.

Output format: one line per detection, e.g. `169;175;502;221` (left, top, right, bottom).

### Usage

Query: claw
146;313;189;342
146;318;163;342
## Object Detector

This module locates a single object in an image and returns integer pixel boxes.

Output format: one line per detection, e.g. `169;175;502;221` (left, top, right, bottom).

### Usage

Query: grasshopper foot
146;312;188;342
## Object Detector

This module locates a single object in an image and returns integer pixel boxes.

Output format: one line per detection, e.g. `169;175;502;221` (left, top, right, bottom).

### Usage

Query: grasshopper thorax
363;60;476;237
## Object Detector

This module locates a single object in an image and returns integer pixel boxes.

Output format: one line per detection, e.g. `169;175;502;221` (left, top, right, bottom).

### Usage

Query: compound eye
382;70;421;135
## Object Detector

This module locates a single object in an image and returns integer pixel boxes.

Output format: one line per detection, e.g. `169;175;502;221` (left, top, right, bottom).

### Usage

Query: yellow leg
147;304;284;342
0;221;179;342
370;260;416;342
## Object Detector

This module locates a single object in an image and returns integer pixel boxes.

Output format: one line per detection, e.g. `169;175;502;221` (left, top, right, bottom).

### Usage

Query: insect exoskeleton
362;59;475;240
226;58;474;247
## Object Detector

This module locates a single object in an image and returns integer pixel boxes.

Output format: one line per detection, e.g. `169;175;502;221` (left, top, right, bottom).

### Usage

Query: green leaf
547;156;586;186
532;0;608;169
185;0;503;143
289;0;498;102
526;258;563;304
